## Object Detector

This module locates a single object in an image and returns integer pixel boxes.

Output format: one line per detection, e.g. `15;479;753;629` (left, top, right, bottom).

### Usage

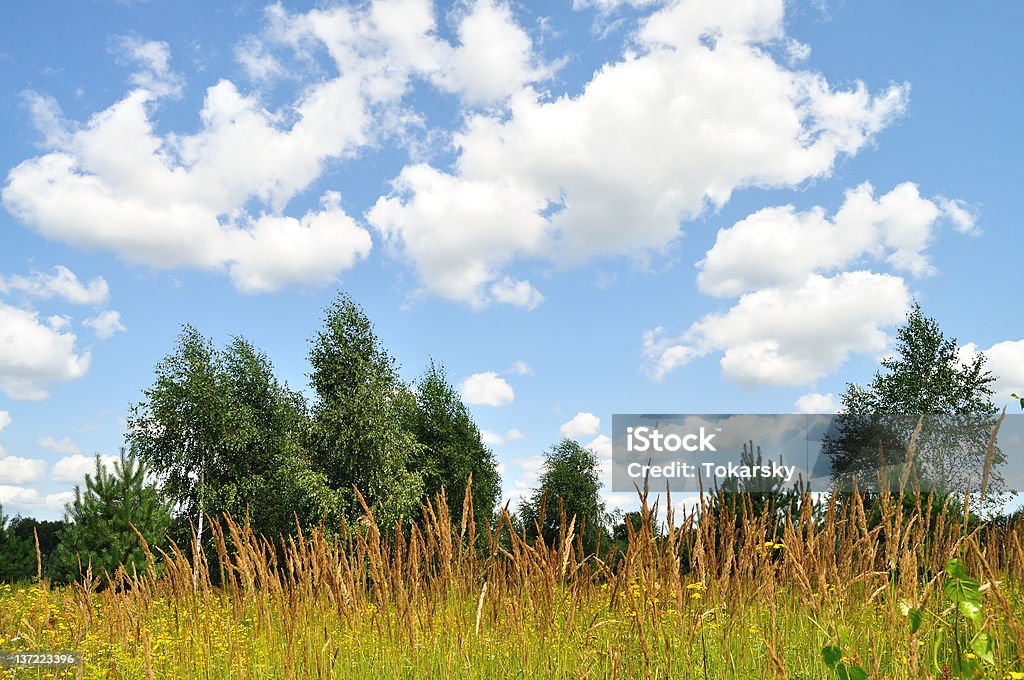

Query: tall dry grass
2;480;1024;678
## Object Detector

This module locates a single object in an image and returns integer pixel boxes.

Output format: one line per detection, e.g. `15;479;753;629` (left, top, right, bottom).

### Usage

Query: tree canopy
403;360;501;538
825;303;1000;497
519;439;610;555
127;327;339;539
125;292;504;538
306;293;424;529
840;303;995;416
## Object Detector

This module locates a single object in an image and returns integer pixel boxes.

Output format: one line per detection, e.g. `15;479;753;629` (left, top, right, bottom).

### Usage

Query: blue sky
1;0;1022;520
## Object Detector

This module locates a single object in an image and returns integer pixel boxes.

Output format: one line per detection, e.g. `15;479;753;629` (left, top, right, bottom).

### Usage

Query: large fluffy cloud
960;340;1024;402
368;0;907;307
0;457;47;485
0;302;91;400
560;412;601;439
643;271;910;386
0;486;73;512
459;371;515;406
697;182;968;297
51;453;121;485
647;176;977;387
4;1;550;295
4;0;905;304
3;78;374;293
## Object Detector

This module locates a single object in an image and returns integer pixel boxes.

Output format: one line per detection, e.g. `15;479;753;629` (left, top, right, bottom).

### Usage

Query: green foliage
826;304;1000;498
519;439;610;554
128;326;337;539
841;303;995;415
306;293;423;529
127;325;223;525
821;644;867;680
50;451;171;583
0;511;71;584
125;293;503;542
403;361;500;538
214;336;342;536
0;506;36;582
1013;392;1024;411
924;558;998;678
612;511;655;543
904;604;923;634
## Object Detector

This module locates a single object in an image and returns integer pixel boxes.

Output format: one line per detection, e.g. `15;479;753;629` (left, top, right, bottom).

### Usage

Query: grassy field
2;487;1023;679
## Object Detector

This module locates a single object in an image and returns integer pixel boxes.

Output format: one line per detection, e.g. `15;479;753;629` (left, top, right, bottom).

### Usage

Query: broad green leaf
846;666;868;680
958;600;983;625
837;664;867;680
944;561;981;606
945;558;971;581
822;646;842;669
944;575;981;605
971;632;995;665
908;607;923;634
952;656;980;679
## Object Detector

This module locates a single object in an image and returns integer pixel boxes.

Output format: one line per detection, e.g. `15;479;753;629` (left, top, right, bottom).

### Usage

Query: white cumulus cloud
643;272;910;386
369;0;907;307
794;392;841;414
83;310;127;339
4;1;552;296
0;411;10;456
489;277;545;310
460;371;515;406
959;340;1024;403
433;0;553;105
51;453;120;485
697;182;968;297
0;486;74;512
0;457;47;484
0;265;109;305
3;39;378;293
586;433;612;459
0;302;91;400
560;411;601;439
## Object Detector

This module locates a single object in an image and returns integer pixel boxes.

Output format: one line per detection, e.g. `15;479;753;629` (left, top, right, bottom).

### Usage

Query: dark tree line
2;298;1014;584
0;451;169;583
0;291;618;584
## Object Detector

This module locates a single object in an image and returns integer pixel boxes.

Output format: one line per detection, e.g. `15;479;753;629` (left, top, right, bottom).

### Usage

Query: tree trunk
193;460;204;591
